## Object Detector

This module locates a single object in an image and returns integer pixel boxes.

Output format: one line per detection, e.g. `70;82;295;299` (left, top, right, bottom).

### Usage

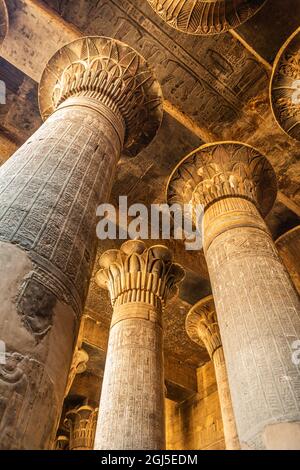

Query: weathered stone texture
186;297;239;449
65;405;98;450
0;101;121;449
168;142;300;449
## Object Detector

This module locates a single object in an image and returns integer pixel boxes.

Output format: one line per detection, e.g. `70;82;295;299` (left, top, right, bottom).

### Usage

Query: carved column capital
147;0;267;36
0;1;8;45
271;27;300;141
53;435;69;451
39;36;163;157
96;240;185;312
65;405;98;450
276;225;300;294
64;348;89;398
167;142;277;217
186;295;221;358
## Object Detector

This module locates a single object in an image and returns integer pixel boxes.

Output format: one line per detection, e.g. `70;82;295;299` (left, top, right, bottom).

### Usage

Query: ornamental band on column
0;36;163;450
0;0;8;45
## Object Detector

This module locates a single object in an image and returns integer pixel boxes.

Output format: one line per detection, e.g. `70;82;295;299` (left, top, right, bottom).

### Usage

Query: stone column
0;0;8;45
168;142;300;449
146;0;267;35
94;240;184;450
65;405;98;451
276;226;300;295
0;36;162;450
186;295;240;450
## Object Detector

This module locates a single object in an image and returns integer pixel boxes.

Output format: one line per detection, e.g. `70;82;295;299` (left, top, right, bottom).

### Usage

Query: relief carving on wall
147;0;267;35
271;27;300;141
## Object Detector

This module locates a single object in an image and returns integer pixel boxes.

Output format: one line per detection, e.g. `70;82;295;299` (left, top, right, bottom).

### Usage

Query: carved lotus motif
39;37;163;157
186;295;221;358
147;0;267;35
96;240;185;307
0;0;8;45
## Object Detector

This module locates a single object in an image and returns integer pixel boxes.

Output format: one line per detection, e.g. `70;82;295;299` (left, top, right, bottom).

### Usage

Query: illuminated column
168;142;300;449
94;241;184;450
186;296;240;450
0;36;162;449
53;435;69;451
276;226;300;295
0;0;8;45
65;405;98;451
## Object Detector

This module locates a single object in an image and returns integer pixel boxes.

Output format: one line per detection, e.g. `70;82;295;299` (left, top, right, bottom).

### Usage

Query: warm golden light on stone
271;27;300;141
94;240;184;450
186;296;240;450
168;141;300;449
0;0;8;45
147;0;267;36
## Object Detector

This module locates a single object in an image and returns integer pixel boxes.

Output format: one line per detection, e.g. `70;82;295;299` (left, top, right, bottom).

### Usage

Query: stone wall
166;362;225;450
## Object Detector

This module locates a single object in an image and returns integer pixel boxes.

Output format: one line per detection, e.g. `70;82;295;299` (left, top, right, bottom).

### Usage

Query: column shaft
0;98;123;449
205;197;300;449
66;405;98;450
94;241;184;450
96;303;165;450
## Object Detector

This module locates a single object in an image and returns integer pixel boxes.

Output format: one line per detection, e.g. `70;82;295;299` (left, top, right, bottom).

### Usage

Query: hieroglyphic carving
167;142;277;217
271;27;300;141
147;0;267;35
167;142;300;448
64;348;89;398
42;0;266;130
0;352;57;449
0;1;8;45
65;405;98;450
39;36;163;157
94;241;184;450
